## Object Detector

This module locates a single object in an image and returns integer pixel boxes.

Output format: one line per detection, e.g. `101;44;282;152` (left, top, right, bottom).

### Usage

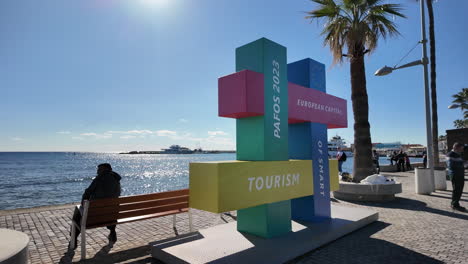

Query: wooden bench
70;189;192;259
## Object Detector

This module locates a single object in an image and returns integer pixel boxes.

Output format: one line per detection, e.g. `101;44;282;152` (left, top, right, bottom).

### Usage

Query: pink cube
218;70;264;118
218;70;347;129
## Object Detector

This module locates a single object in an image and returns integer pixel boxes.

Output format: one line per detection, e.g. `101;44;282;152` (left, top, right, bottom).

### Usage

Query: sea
0;152;423;210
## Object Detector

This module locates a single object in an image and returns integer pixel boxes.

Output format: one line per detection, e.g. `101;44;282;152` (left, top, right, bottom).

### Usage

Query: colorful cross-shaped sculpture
189;38;347;238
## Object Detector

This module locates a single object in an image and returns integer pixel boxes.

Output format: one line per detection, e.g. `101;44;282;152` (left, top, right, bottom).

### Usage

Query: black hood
99;170;122;181
108;171;122;181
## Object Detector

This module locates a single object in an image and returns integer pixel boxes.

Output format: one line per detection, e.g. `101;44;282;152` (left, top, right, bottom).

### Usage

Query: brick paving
0;171;467;264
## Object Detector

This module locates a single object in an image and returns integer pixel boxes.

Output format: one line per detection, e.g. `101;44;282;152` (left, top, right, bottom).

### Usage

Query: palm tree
306;0;406;182
451;88;468;128
452;88;468;117
452;88;468;107
453;119;468;129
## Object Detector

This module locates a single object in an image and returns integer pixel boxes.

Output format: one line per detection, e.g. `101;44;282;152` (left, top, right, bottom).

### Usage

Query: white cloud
129;130;153;134
57;131;71;134
178;118;188;123
156;130;177;137
11;137;23;141
108;130;153;135
208;130;228;136
72;137;84;140
120;135;137;139
81;133;97;136
80;132;112;139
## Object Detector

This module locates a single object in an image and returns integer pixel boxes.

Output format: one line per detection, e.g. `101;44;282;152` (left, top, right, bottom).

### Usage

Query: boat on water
328;136;353;158
161;145;195;154
119;146;234;155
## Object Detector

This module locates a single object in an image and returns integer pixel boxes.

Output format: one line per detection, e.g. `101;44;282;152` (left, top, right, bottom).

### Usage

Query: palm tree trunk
350;55;374;182
427;0;440;165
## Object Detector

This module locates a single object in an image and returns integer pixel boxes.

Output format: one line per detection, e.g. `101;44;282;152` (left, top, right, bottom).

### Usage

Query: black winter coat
82;170;121;201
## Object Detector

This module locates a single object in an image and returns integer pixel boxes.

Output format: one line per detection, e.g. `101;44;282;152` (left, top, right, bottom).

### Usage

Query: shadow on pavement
221;212;237;221
437;189;468;195
344;197;468;220
288;221;444;264
59;248;75;264
59;222;445;264
70;244;156;264
429;193;468;203
58;240;159;264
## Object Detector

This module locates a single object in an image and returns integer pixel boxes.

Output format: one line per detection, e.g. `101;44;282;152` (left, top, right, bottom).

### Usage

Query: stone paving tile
0;171;466;264
289;171;468;264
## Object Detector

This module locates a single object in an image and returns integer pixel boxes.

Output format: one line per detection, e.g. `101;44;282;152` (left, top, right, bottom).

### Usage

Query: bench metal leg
81;229;86;260
80;201;89;260
70;222;76;250
173;214;177;229
189;209;193;233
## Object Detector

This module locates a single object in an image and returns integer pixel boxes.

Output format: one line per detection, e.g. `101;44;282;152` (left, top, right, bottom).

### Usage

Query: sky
1;0;467;152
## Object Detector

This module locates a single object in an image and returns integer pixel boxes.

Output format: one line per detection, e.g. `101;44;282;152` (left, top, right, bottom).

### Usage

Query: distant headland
119;145;235;155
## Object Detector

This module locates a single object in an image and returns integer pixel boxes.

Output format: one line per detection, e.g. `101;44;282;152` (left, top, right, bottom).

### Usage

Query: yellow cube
329;159;339;191
189;160;313;213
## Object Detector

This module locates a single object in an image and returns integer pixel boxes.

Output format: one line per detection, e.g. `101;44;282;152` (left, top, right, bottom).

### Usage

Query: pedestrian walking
422;152;427;168
390;151;397;166
372;150;380;174
405;154;412;171
336;148;347;174
396;150;405;172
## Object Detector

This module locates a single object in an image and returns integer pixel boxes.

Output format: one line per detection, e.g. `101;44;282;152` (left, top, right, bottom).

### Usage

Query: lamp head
374;66;394;76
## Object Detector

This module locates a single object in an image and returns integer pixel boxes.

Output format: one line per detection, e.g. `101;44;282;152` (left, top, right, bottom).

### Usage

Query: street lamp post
375;0;435;188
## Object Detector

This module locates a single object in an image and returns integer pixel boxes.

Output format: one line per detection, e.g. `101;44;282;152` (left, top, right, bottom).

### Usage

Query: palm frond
306;5;340;19
376;4;406;18
305;0;406;64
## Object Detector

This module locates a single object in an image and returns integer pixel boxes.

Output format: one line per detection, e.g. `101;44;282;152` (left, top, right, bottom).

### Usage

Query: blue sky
1;0;467;152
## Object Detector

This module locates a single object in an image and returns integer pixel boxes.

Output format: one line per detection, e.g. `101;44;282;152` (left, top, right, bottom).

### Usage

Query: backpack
340;152;347;162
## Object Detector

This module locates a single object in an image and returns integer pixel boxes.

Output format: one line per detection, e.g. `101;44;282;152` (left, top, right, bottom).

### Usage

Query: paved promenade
0;171;466;264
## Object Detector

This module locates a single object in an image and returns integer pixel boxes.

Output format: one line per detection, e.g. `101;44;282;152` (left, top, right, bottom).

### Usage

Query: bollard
434;167;447;191
415;168;434;194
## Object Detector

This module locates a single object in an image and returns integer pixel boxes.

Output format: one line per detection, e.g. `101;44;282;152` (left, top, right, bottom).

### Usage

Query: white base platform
151;205;378;264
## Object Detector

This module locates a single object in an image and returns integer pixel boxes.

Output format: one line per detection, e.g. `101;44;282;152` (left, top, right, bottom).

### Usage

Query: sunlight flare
139;0;169;8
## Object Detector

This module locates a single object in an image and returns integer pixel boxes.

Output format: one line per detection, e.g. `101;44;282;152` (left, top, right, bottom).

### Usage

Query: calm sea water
0;152;236;210
0;152;422;210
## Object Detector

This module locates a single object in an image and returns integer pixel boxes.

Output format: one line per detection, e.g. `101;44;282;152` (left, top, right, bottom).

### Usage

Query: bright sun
140;0;169;7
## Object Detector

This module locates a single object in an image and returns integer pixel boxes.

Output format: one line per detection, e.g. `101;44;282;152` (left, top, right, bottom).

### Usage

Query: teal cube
237;200;292;238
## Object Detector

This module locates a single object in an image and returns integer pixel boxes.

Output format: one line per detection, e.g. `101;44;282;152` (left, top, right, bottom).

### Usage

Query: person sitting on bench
70;163;122;249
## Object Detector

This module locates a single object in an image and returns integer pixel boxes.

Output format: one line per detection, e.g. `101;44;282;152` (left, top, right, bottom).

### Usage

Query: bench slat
118;202;189;220
86;202;189;227
87;195;189;217
89;189;189;208
86;208;189;229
